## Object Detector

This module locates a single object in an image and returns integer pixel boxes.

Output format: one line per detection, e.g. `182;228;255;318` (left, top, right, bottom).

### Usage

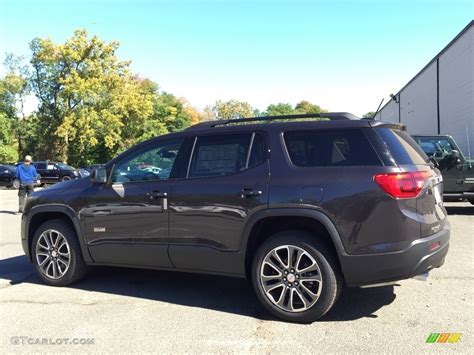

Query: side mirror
91;167;108;184
451;150;460;160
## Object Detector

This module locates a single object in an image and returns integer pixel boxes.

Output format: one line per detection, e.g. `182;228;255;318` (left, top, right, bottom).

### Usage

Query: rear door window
188;133;253;178
248;133;266;168
284;129;381;167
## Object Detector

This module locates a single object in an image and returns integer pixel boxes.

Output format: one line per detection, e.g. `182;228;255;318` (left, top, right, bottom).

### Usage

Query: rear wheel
32;219;88;286
469;198;474;205
251;231;342;323
61;175;72;182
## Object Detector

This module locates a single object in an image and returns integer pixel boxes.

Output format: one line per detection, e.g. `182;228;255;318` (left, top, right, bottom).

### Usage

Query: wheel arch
241;208;347;278
26;205;92;263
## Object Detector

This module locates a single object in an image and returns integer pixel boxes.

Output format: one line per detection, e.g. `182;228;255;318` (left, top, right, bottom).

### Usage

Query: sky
1;0;473;116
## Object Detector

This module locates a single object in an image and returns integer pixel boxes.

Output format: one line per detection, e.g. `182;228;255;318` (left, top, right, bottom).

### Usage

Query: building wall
439;25;473;158
375;99;398;122
399;62;438;135
377;23;473;157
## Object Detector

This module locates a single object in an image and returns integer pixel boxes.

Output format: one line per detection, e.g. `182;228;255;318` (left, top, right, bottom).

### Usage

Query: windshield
56;163;75;170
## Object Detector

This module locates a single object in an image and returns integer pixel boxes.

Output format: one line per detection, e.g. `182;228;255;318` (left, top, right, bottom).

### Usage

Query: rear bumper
340;223;450;287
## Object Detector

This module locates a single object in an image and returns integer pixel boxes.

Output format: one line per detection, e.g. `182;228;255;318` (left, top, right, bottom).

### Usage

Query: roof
187;112;362;131
377;20;473;115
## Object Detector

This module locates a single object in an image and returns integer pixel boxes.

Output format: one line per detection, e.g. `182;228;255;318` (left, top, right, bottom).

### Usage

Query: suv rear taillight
374;171;431;199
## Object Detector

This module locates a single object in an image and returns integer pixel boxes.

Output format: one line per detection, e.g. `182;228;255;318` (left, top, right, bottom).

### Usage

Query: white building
375;21;473;157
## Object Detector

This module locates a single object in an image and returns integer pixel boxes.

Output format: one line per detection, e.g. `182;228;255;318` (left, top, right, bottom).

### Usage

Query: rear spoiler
368;121;406;130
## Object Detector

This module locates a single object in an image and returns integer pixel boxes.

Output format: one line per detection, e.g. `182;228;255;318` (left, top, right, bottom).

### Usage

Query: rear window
376;128;429;165
284;129;381;167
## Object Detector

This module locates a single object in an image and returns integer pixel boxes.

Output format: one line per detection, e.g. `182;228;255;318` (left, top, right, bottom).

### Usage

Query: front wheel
61;175;72;182
469;198;474;205
12;178;20;189
251;231;342;323
32;219;88;286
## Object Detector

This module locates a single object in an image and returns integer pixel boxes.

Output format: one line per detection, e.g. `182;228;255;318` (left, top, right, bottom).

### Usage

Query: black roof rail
187;112;360;130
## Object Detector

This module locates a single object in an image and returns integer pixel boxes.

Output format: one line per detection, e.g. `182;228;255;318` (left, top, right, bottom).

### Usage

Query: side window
188;133;252;178
414;137;453;159
248;133;266;168
284;129;381;167
36;163;46;169
111;139;183;183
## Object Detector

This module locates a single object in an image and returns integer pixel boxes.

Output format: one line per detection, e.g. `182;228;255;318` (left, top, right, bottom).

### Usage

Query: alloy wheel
35;229;71;279
260;245;322;312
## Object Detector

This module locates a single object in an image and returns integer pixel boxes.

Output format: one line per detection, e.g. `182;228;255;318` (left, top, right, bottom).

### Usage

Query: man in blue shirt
16;155;37;213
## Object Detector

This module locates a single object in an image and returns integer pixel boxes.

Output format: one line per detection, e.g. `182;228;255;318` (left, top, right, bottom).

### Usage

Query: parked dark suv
21;113;449;323
0;164;41;189
33;161;89;184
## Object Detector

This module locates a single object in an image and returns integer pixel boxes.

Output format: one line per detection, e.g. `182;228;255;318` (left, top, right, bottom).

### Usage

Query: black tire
31;219;88;286
469;199;474;205
251;230;342;323
61;175;72;182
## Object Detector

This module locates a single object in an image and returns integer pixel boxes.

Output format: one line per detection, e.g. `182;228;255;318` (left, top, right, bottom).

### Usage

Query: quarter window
284;129;381;167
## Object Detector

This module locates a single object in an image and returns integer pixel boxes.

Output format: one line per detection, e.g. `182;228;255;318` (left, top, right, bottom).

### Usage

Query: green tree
295;100;325;114
265;103;295;116
363;111;376;119
213;100;254;119
29;29;154;166
0;112;18;161
0;54;31;157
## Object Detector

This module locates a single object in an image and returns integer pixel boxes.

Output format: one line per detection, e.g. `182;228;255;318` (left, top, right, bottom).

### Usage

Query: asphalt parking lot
0;188;472;353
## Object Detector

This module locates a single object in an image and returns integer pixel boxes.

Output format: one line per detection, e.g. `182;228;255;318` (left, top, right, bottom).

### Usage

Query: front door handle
147;190;168;212
147;191;168;199
241;188;262;197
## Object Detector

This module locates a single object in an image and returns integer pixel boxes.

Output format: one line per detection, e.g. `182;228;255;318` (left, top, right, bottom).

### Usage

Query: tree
0;56;30;161
213;100;254;119
0;112;18;161
265;103;295;116
295;100;325;114
363;112;376;119
29;29;154;166
201;105;215;121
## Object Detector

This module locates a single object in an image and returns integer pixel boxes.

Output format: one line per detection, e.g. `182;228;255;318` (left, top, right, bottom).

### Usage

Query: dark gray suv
21;113;449;323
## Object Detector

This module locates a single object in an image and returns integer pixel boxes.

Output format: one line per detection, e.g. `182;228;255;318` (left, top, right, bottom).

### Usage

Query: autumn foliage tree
29;30;156;165
1;29;330;166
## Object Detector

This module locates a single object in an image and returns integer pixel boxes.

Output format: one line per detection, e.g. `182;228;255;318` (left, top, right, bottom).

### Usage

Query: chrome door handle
147;191;168;199
241;188;262;197
92;209;111;216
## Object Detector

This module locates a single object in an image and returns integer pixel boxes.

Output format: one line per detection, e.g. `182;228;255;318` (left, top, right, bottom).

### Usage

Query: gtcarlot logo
10;336;94;346
426;333;462;343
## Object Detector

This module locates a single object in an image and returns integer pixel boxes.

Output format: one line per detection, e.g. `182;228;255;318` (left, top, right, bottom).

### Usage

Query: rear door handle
241;188;262;197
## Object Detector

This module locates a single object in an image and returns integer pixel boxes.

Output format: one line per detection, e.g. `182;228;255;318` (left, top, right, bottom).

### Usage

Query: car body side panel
267;127;427;255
